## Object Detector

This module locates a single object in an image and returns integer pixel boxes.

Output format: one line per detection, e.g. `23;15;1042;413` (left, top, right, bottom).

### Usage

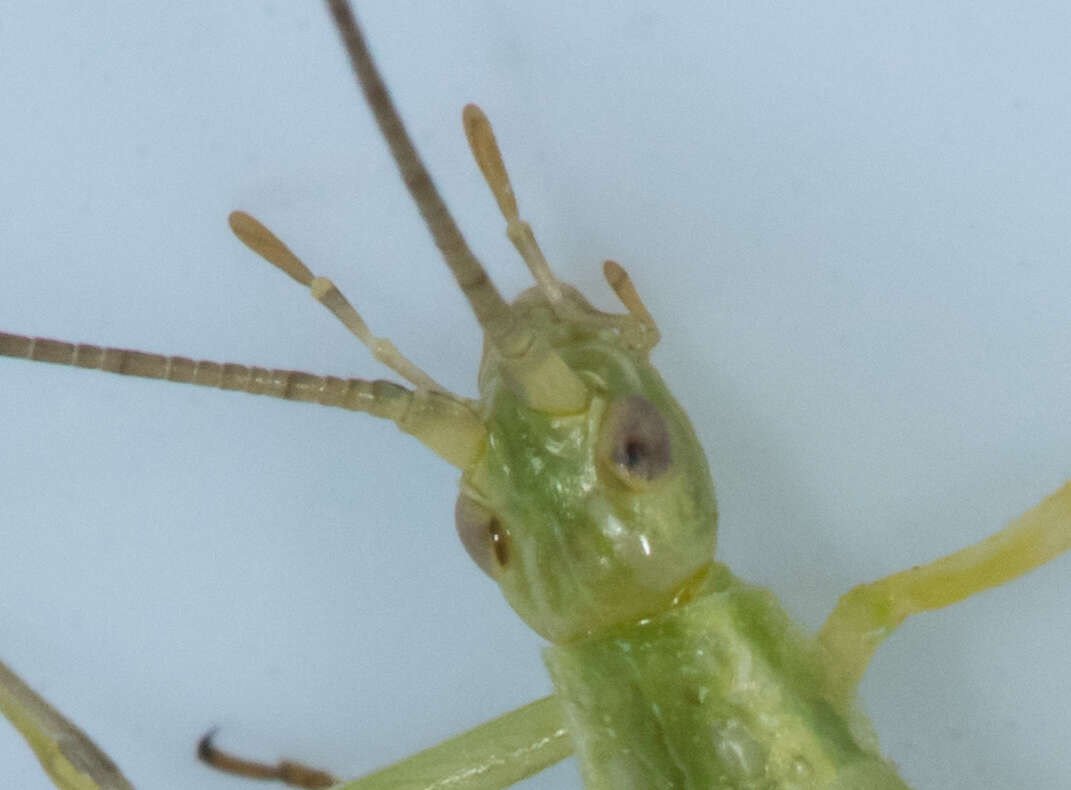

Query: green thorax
543;565;910;790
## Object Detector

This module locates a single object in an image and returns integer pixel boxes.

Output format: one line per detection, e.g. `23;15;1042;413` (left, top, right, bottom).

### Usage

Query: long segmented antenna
0;332;483;468
228;211;444;392
325;0;589;414
324;0;517;353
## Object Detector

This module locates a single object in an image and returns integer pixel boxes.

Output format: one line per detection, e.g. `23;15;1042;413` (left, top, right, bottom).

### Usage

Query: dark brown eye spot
490;521;509;567
600;395;672;487
454;495;510;578
622;439;648;471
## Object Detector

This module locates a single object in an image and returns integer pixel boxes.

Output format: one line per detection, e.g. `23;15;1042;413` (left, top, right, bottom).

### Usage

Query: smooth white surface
1;3;1070;789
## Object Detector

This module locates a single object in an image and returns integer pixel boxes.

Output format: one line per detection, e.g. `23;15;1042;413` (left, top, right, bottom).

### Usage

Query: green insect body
467;287;909;787
2;4;1071;790
544;567;909;789
467;290;913;786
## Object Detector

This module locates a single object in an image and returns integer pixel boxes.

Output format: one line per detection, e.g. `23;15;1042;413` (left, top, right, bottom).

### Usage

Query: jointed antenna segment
228;211;443;392
324;1;589;414
0;331;483;468
325;0;523;356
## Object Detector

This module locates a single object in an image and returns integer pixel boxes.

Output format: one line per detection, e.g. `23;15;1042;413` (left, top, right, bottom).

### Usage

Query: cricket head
272;13;719;645
456;284;718;644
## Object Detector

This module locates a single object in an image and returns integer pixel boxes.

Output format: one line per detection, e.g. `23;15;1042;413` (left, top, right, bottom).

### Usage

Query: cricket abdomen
543;565;910;790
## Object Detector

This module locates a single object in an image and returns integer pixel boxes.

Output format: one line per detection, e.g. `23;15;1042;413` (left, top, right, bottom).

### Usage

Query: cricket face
456;340;718;644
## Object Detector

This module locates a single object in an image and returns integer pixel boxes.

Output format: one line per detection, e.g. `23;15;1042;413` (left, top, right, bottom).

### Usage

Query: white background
2;3;1070;789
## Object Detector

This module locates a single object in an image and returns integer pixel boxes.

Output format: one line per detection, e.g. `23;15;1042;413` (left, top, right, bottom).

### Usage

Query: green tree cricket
2;3;1070;789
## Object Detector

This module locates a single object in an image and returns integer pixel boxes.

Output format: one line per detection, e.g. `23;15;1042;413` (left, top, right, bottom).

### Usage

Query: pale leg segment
0;659;135;790
199;695;571;790
819;482;1071;702
333;695;570;790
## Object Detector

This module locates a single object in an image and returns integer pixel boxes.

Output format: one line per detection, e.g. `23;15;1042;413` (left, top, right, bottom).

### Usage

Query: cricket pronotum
2;4;1070;789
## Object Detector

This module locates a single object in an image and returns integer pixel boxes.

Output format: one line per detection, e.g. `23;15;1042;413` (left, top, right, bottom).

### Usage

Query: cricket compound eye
454;495;510;578
598;395;673;489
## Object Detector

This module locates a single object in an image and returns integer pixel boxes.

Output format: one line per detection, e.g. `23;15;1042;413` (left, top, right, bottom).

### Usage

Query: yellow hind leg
819;482;1071;702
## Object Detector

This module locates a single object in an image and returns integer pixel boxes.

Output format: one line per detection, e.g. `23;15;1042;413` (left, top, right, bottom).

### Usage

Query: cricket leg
198;730;336;788
198;694;571;790
0;658;135;790
819;481;1071;702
